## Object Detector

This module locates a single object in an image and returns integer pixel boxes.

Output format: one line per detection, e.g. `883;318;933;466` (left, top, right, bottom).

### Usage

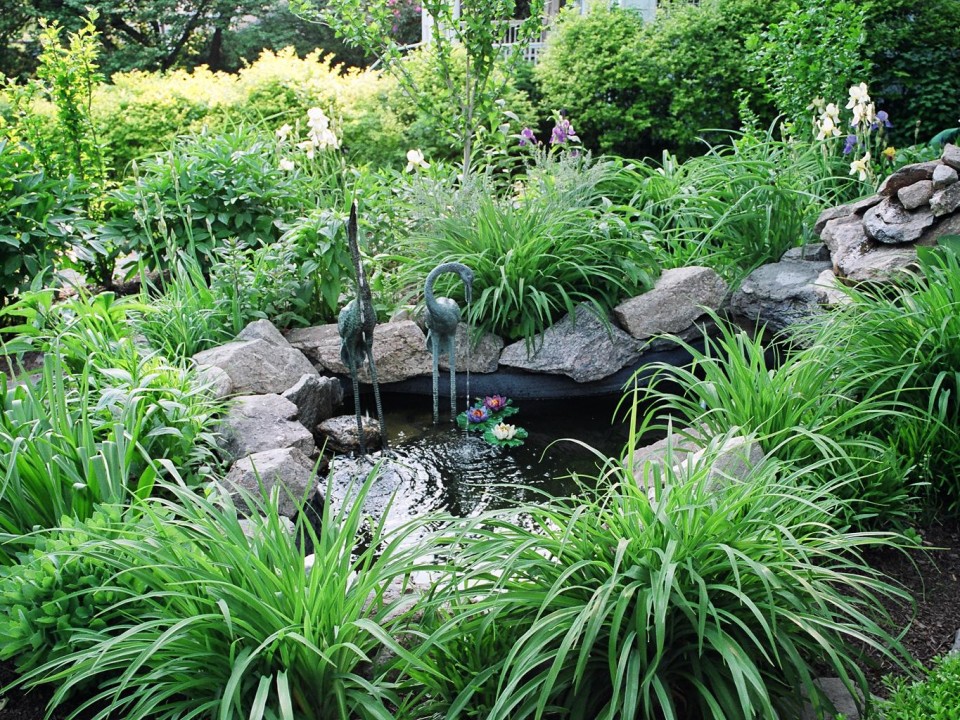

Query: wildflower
849;152;871;181
882;146;896;161
279;158;295;171
807;97;826;113
491;423;517;441
872;110;893;131
307;107;330;131
405;148;429;172
467;406;490;423
842;134;858;155
518;127;536;146
276;124;293;141
484;395;508;412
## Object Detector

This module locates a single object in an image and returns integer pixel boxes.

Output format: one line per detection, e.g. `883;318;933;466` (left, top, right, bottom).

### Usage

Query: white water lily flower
492;423;517;441
849;152;871;181
405;149;429;172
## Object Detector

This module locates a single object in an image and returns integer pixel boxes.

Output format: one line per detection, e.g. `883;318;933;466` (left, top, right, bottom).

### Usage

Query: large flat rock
224;447;320;518
438;323;503;374
729;259;832;333
286;321;432;384
614;266;727;340
220;394;316;459
863;198;935;245
193;338;318;395
499;303;641;383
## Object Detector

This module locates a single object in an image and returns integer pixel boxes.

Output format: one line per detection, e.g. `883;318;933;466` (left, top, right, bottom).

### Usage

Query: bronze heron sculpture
424;262;474;424
338;202;387;454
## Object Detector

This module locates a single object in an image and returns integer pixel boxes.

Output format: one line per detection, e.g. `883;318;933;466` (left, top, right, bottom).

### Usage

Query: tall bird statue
338;202;387;454
424;262;474;424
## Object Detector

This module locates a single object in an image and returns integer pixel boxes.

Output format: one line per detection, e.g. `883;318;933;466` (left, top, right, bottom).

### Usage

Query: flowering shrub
457;395;527;447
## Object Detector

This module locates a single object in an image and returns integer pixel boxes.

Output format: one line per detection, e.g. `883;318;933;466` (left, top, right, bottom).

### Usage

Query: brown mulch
2;523;959;719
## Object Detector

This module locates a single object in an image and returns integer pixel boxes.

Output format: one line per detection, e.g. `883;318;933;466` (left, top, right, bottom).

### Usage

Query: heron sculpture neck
337;202;387;454
424;262;474;424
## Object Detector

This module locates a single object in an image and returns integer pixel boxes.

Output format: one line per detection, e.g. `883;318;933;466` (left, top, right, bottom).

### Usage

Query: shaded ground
2;522;959;719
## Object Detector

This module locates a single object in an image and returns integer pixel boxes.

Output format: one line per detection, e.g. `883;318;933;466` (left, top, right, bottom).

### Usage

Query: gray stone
930;182;960;217
813;269;850;307
863;198;936;245
943;143;960;171
236;318;290;347
438;323;503;374
633;431;765;500
780;243;831;262
918;213;960;247
897;180;934;210
238;515;296;538
821;214;869;266
318;415;383;453
224;447;320;518
877;160;940;197
286;321;432;384
195;364;234;399
614;267;728;340
951;628;960;655
932;162;959;190
220;394;316;459
800;677;865;720
282;374;344;431
814;195;882;236
837;244;919;284
499;303;641;383
193;339;318;395
729;259;832;333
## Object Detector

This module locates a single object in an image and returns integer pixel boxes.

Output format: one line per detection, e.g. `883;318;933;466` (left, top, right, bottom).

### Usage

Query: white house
421;0;658;62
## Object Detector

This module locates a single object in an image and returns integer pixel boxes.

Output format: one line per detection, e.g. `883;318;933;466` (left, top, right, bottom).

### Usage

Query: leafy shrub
0;139;89;302
807;247;960;511
876;653;960;720
389;45;536;165
867;0;960;145
408;443;913;719
392;157;658;342
622;127;859;277
13;475;427;720
636;316;918;527
106;126;332;270
748;0;871;130
536;1;784;160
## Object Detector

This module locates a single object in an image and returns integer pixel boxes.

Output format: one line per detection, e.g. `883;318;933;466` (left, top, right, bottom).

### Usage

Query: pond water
326;392;639;530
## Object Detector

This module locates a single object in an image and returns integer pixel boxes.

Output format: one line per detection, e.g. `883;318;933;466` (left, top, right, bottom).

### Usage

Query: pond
326;392;641;532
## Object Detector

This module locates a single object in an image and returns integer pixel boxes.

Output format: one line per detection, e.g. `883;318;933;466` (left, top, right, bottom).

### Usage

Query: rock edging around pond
731;143;960;333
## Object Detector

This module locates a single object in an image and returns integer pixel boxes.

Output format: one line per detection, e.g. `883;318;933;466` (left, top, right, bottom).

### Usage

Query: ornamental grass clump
12;472;428;720
804;245;960;511
405;444;913;720
632;313;918;528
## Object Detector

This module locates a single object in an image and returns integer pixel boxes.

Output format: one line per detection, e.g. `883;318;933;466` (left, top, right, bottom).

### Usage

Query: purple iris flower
550;118;579;145
843;134;858;155
519;127;536;146
873;110;893;130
